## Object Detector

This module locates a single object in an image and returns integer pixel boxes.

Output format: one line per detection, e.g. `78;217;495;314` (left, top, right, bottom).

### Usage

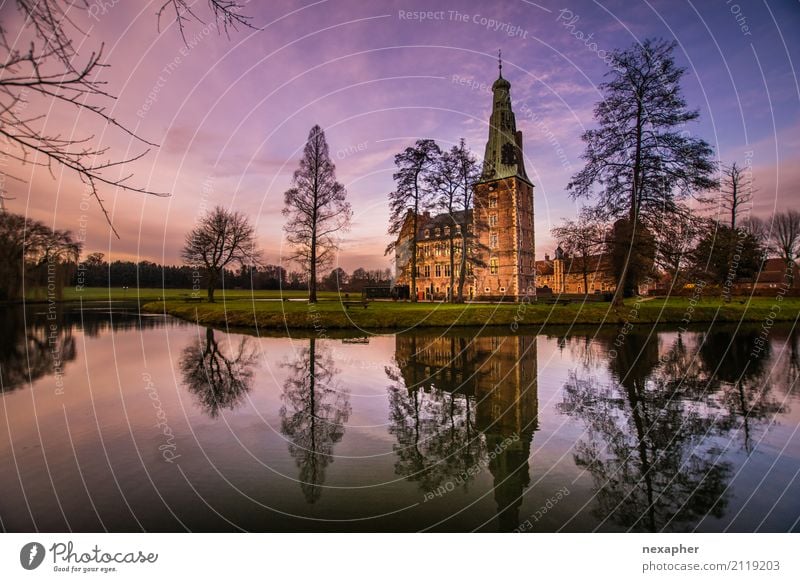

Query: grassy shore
141;294;800;330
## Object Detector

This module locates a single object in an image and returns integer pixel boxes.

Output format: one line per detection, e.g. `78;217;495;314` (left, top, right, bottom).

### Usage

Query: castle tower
473;54;536;300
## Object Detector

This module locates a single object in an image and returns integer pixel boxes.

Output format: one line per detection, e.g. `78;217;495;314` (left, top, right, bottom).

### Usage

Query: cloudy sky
4;0;799;271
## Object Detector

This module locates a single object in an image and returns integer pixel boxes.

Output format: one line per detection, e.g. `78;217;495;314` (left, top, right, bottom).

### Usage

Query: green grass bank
140;294;800;331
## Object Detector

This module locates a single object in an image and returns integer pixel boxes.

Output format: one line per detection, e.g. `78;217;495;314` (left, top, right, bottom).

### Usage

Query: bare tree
283;125;351;303
386;139;441;302
567;39;717;305
771;210;800;277
0;1;252;233
551;210;607;295
181;206;260;302
714;162;755;230
452;139;481;302
740;215;769;246
157;0;253;43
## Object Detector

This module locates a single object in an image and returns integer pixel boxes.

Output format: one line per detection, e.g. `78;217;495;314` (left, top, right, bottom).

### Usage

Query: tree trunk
207;270;217;302
449;232;455;302
309;232;317;303
612;101;644;309
457;230;468;302
411;202;419;303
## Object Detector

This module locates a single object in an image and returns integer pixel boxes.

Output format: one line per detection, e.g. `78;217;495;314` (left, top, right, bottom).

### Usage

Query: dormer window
444;226;450;236
456;225;461;234
424;229;430;239
435;228;441;237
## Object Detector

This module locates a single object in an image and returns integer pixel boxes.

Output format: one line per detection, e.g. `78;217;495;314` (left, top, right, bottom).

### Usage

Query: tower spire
498;49;503;78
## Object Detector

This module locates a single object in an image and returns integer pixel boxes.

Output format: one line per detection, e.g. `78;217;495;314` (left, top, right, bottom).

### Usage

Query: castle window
490;258;499;274
490;233;498;248
489;213;498;227
424;265;430;277
435;264;442;277
489;196;498;208
424;229;430;239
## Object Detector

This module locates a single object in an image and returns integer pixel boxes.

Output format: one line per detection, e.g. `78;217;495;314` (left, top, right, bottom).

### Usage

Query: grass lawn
140;294;800;331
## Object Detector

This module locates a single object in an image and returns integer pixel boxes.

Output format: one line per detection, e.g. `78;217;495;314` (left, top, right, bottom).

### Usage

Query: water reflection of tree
280;338;351;504
180;327;256;418
697;330;784;452
559;329;732;532
0;307;76;392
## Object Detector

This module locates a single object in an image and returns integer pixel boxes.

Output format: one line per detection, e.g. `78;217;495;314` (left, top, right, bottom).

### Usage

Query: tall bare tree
428;146;460;301
452;139;481;302
283;125;351;303
181;206;260;302
715;162;754;230
0;0;252;232
567;38;717;304
386;139;441;302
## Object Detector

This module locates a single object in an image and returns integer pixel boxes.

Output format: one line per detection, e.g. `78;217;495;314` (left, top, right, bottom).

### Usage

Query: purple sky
6;0;800;271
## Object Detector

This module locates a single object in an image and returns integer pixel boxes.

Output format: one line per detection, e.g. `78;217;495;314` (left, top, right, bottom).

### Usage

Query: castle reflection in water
389;332;539;531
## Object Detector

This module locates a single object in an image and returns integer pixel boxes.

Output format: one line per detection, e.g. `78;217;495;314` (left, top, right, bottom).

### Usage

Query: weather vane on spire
498;49;503;78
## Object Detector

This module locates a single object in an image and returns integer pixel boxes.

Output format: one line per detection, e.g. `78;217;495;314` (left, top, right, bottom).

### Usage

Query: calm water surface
1;302;798;532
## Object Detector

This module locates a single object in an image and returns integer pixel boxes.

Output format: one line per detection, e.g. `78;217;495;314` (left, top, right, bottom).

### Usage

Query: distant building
741;258;800;290
535;245;616;294
394;60;535;301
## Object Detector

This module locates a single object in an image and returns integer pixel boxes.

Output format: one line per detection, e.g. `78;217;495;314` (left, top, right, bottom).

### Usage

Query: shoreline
140;297;800;331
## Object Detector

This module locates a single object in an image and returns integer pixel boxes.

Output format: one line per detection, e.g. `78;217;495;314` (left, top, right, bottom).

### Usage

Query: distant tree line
66;252;390;293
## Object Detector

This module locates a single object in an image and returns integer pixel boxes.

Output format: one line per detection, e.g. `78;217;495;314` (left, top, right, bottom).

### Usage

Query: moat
1;303;798;532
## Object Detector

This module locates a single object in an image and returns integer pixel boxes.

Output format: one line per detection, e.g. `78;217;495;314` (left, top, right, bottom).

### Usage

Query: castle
394;60;536;301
